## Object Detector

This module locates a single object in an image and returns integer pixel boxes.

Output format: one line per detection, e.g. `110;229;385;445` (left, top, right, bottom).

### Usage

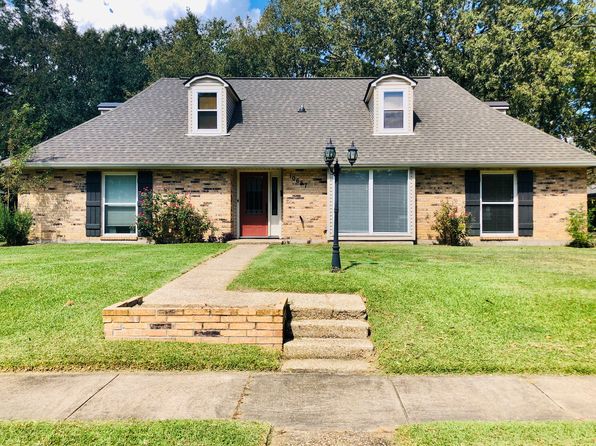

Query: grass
394;421;596;445
0;243;280;372
231;244;596;374
0;420;270;446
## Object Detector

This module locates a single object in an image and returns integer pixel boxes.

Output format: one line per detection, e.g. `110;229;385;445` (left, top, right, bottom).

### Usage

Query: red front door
240;172;268;237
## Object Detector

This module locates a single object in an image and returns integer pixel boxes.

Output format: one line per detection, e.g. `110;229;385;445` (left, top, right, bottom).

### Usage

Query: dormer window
184;74;240;136
364;74;417;135
383;91;404;129
197;92;218;130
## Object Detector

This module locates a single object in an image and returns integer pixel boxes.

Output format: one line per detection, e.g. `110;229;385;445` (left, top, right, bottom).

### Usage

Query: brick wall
103;297;284;349
416;169;466;243
19;170;90;242
282;168;328;242
154;169;235;237
533;168;586;241
416;168;587;243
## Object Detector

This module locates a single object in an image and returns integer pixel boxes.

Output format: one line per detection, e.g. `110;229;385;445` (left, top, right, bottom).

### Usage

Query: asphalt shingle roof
28;76;596;168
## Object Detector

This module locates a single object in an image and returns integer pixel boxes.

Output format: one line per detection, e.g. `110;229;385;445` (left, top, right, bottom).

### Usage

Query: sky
55;0;270;30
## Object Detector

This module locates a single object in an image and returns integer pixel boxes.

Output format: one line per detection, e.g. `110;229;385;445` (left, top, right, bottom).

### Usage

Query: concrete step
290;319;369;339
281;359;374;374
283;338;374;360
286;294;367;320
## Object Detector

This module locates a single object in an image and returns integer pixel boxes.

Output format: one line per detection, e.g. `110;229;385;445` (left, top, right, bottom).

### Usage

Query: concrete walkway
1;372;594;431
143;244;269;304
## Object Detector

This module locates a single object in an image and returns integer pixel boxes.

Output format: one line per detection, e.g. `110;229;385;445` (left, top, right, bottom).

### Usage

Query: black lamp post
324;138;358;272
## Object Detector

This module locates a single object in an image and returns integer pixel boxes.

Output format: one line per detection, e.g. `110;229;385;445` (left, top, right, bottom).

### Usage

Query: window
271;177;279;216
197;92;218;130
103;174;137;234
383;91;404;129
338;169;409;235
481;173;516;235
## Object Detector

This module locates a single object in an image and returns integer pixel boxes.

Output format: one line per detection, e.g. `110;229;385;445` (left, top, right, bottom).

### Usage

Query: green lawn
395;421;596;446
0;420;269;446
0;243;280;372
231;244;596;374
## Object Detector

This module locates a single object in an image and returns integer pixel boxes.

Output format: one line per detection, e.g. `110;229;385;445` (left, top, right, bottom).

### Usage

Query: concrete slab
286;293;367;320
391;375;567;423
143;244;268;300
70;372;249;420
239;373;405;431
0;373;117;420
142;290;286;308
270;429;394;446
528;376;596;419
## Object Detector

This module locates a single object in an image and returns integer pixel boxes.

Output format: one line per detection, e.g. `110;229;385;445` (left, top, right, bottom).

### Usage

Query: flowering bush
137;191;216;244
566;207;594;248
431;200;471;246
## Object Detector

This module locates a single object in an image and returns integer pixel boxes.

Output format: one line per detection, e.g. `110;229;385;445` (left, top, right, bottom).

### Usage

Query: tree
145;13;230;79
0;104;47;208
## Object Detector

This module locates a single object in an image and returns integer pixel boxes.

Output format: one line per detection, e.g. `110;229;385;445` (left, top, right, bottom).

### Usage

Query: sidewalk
1;372;594;431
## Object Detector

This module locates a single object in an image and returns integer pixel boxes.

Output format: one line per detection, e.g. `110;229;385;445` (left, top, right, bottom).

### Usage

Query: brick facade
416;168;587;244
416;169;466;243
20;167;586;244
282;168;328;242
533;168;586;241
19;170;90;242
153;169;235;237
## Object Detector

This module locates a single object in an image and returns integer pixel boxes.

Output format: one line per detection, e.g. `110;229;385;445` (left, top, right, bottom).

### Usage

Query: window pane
384;91;403;109
384;110;404;129
105;206;136;234
271;177;278;216
373;170;408;233
338;170;369;233
198;111;217;129
482;204;514;233
198;92;217;109
245;176;264;215
482;174;514;202
105;175;136;204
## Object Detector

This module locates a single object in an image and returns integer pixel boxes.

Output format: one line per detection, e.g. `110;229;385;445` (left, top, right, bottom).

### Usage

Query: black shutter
137;171;153;237
86;171;101;237
465;170;481;236
517;170;534;236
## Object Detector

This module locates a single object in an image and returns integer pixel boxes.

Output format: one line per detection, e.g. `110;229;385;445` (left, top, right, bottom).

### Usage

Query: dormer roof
364;74;417;103
183;73;241;102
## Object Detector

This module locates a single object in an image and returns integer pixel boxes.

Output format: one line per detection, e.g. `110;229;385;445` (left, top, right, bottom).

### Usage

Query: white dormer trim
184;74;238;136
364;74;417;103
365;74;417;135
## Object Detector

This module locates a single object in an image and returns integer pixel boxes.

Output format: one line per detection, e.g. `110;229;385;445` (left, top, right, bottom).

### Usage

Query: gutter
22;161;596;169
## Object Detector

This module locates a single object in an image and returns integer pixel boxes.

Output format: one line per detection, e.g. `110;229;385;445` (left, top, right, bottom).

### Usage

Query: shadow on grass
343;259;379;271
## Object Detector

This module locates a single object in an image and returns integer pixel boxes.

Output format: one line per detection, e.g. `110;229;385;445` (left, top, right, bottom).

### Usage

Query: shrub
431;200;471;246
137;191;216;244
588;199;595;232
0;205;33;246
566;207;595;248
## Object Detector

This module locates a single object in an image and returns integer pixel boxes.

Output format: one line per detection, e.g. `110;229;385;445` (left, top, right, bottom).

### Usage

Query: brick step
283;338;374;360
287;294;367;320
281;359;373;373
290;319;369;339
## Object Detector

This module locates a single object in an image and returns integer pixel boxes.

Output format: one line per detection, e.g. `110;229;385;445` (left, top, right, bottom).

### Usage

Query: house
18;74;596;244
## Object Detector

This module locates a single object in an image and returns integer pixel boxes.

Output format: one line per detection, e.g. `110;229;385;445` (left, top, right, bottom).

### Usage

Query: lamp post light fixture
324;138;358;272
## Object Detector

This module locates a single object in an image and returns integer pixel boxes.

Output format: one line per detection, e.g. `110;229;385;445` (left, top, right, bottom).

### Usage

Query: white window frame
377;87;410;134
192;88;221;134
338;168;412;237
101;172;138;237
480;170;518;237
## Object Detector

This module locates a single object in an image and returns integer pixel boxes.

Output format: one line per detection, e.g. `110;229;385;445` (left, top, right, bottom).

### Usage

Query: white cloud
57;0;261;31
